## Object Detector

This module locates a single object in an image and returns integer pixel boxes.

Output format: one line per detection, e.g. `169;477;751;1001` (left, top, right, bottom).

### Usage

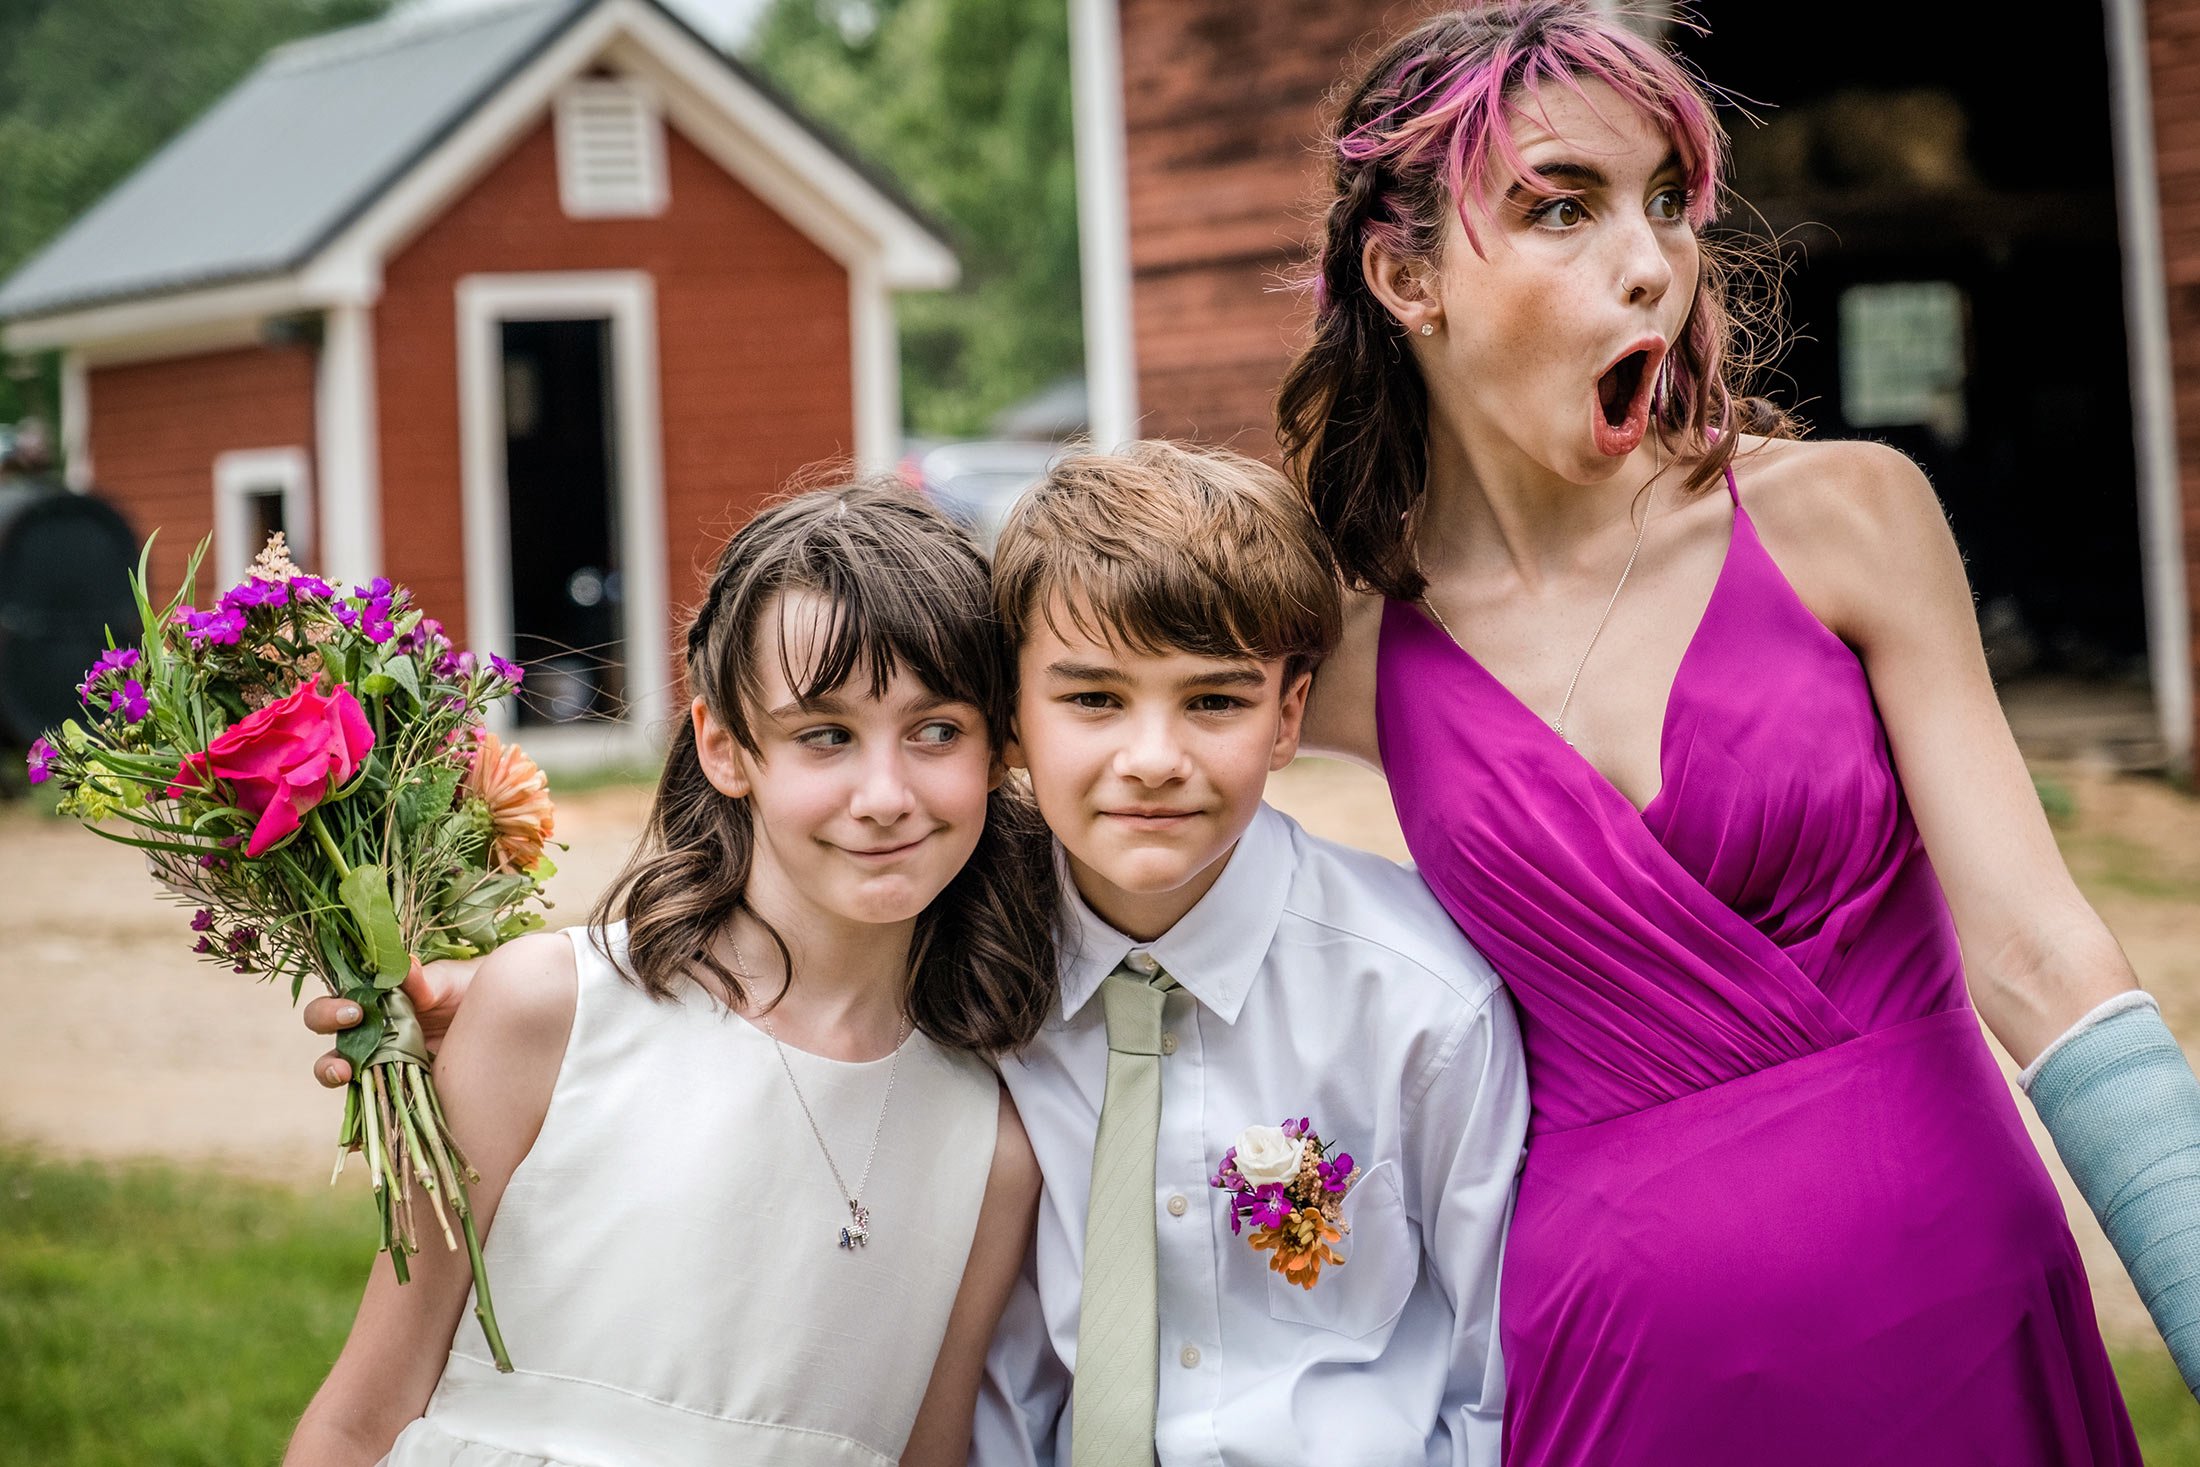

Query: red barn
0;0;953;759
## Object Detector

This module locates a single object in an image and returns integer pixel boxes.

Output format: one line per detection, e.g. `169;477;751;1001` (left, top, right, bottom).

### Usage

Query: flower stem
307;810;350;879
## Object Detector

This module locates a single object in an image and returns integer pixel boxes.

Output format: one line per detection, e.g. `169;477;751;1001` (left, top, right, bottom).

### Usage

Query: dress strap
1722;461;1741;507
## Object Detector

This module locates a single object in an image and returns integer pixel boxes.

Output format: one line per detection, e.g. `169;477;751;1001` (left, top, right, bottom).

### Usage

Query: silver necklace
730;938;907;1251
1422;486;1657;748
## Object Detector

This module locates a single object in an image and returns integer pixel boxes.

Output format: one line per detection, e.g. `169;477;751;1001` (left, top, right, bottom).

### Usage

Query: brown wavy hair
1276;1;1795;601
590;480;1058;1054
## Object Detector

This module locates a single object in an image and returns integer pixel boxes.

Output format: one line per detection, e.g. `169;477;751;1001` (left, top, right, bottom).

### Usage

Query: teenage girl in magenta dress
1375;464;2142;1464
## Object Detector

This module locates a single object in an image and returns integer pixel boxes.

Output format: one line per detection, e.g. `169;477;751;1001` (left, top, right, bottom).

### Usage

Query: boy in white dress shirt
973;442;1529;1467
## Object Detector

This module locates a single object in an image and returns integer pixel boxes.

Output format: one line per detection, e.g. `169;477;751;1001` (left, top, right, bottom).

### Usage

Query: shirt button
1126;950;1159;975
1167;1194;1188;1217
1160;1031;1178;1055
1179;1345;1201;1369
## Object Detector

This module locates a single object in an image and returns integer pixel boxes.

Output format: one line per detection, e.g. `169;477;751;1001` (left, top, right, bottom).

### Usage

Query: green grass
0;1147;376;1467
1;1147;2196;1462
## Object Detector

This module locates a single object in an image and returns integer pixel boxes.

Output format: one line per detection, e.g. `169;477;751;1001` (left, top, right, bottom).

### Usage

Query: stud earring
1419;322;1435;337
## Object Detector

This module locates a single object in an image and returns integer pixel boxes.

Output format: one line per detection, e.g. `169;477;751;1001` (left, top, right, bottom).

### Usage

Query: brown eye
1649;186;1688;222
1533;197;1586;229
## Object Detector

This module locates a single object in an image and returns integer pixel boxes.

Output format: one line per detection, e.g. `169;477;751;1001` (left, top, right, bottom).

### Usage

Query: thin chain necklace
1421;484;1657;748
730;937;907;1251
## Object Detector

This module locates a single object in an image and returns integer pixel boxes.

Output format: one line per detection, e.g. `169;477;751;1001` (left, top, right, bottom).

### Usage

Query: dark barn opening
1681;9;2148;696
500;317;627;727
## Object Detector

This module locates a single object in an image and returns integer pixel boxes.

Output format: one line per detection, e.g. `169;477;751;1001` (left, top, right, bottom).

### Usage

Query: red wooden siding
83;343;319;600
2150;0;2200;760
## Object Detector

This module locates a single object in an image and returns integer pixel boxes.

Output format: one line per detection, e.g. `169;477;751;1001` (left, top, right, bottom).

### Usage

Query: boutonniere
1209;1117;1359;1290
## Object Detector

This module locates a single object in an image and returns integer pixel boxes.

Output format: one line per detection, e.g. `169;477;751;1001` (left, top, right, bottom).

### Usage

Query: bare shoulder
1302;586;1386;768
986;1085;1041;1208
1733;435;1945;547
1726;435;1955;638
446;928;580;1057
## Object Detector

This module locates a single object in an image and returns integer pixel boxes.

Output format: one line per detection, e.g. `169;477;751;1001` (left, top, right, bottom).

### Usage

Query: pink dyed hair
1335;0;1725;265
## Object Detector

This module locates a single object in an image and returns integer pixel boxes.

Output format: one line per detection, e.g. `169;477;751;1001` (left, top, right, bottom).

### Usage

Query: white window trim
454;270;669;757
213;447;315;587
554;76;669;219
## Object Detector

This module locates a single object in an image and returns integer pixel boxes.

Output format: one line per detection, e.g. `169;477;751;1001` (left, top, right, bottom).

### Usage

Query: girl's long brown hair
1276;2;1794;601
590;481;1058;1054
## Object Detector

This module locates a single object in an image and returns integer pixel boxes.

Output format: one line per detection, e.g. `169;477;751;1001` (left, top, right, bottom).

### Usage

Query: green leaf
335;1006;388;1070
338;864;410;989
396;764;463;841
387;655;422;705
356;671;396;696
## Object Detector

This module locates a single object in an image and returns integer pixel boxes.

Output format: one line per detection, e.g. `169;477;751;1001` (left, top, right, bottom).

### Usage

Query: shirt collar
1055;803;1294;1027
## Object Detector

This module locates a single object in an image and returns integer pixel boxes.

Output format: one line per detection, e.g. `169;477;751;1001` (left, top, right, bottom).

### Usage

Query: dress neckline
1398;483;1745;823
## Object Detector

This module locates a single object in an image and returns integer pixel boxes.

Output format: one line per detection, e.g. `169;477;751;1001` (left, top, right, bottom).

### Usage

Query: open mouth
1599;351;1649;428
1592;340;1666;457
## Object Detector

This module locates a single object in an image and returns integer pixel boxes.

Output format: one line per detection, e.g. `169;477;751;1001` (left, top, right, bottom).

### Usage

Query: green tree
0;0;391;434
748;0;1083;437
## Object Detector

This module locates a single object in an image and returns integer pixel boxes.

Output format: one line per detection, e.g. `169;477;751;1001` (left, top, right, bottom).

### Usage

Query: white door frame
455;270;669;754
2105;0;2193;769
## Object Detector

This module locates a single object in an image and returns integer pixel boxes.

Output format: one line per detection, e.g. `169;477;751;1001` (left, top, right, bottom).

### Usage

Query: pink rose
168;683;375;856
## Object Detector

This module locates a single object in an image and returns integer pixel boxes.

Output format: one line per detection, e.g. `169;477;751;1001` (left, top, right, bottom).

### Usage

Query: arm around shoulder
284;929;579;1465
901;1085;1042;1467
1300;588;1386;770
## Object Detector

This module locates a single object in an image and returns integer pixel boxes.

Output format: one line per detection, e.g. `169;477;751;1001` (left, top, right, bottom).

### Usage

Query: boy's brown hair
991;440;1344;683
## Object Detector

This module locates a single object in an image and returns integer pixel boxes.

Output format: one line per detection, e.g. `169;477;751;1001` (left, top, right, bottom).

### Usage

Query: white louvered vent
555;79;668;218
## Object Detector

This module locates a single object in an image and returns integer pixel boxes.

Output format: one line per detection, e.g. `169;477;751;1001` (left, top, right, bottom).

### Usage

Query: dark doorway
500;317;626;726
1681;7;2146;678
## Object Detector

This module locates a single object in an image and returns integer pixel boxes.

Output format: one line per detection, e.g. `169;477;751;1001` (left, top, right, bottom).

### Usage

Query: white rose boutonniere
1231;1123;1305;1187
1210;1117;1360;1289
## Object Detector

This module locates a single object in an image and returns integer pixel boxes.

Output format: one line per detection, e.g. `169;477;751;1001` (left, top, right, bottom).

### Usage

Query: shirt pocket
1263;1158;1417;1340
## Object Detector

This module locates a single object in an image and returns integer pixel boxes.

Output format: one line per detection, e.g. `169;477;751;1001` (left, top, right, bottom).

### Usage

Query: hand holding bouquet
27;535;556;1370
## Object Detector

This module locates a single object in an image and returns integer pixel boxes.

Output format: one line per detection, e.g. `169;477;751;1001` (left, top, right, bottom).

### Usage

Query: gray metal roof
0;0;600;322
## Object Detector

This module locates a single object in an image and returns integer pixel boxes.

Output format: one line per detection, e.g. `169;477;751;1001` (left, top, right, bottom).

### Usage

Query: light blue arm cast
2024;994;2200;1394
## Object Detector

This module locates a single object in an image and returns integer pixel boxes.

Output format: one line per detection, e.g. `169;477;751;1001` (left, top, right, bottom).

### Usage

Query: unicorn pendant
839;1199;871;1250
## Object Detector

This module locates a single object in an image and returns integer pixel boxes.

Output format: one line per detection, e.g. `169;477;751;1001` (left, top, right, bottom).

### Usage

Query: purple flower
196;853;226;871
76;647;141;702
395;615;447;655
488;654;524;686
220;578;288;613
1318;1152;1355;1193
179;608;246;645
362;612;397;644
436;650;479;681
351;578;393;601
193;935;214;955
289;575;332;598
334;602;360;630
190;909;215;932
25;737;56;784
1244;1184;1294;1230
108;679;150;724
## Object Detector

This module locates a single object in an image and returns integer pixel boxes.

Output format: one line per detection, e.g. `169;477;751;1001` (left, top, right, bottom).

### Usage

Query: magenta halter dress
1375;467;2140;1465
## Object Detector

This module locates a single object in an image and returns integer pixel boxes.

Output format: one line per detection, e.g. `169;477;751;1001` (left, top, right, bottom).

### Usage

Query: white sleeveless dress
383;922;1001;1467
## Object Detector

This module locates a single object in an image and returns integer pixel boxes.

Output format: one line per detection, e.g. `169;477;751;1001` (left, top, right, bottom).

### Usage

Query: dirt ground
3;747;2195;1347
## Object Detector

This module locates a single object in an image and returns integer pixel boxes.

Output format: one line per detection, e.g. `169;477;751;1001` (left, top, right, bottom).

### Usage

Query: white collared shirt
974;803;1529;1467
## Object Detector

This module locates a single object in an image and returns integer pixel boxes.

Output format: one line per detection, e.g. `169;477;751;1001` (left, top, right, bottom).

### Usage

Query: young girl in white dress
286;484;1056;1467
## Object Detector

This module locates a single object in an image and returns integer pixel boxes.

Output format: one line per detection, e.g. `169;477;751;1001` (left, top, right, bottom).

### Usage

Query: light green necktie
1071;959;1178;1467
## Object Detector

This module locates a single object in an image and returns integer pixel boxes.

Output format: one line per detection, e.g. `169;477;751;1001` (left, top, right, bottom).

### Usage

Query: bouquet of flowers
1209;1117;1359;1290
26;534;557;1371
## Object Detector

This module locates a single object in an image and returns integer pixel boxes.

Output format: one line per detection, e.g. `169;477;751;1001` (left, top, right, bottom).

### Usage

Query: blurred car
902;439;1064;549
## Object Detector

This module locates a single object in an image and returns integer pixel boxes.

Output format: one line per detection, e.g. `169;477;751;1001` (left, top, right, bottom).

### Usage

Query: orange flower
469;730;555;872
1248;1206;1345;1290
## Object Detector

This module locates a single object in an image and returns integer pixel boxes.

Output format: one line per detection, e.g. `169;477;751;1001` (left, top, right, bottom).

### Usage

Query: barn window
554;79;668;219
214;447;315;586
1839;281;1969;444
